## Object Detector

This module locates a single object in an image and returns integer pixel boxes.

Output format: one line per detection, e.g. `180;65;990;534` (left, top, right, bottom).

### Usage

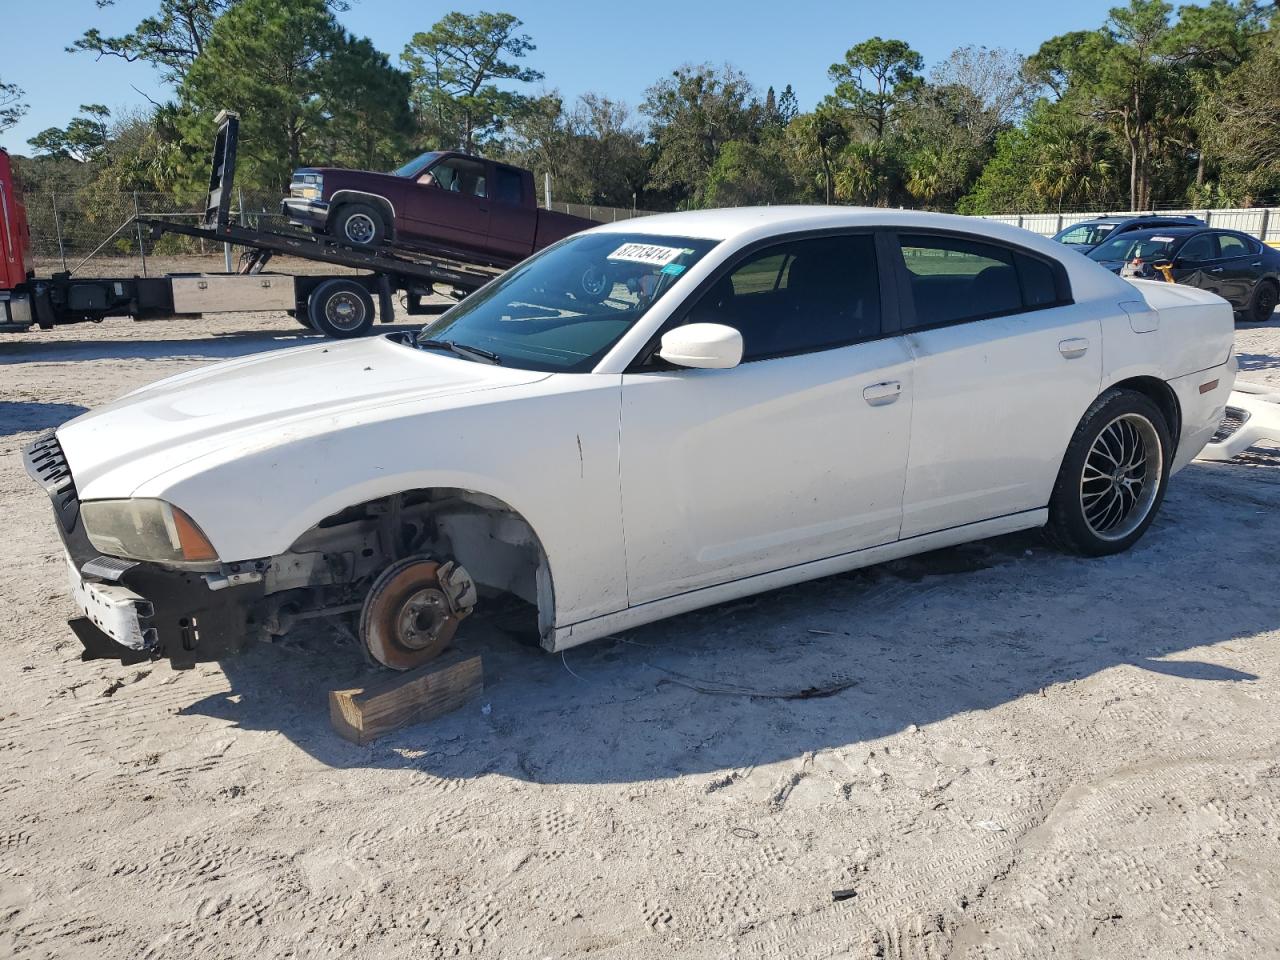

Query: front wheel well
272;487;555;644
1106;376;1182;453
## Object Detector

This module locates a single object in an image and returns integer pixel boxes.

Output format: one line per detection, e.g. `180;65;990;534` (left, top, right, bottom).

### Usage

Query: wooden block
329;651;483;745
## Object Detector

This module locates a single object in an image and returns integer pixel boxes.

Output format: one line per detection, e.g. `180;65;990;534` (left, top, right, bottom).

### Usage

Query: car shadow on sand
0;402;89;437
178;456;1276;786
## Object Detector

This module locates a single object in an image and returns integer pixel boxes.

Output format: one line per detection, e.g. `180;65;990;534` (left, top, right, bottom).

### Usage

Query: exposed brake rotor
359;557;477;670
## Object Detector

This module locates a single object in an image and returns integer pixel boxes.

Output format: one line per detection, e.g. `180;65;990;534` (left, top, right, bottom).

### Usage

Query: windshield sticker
608;242;685;266
1149;236;1175;242
661;263;687;276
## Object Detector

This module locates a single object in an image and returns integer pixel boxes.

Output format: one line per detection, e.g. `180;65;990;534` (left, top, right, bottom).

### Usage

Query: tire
1247;279;1278;323
1046;388;1172;557
330;202;387;248
306;278;375;338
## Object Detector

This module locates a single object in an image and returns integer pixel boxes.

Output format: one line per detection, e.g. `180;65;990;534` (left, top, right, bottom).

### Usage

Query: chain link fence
979;207;1280;243
547;201;656;223
24;189;1280;274
21;190;651;273
23;189;288;271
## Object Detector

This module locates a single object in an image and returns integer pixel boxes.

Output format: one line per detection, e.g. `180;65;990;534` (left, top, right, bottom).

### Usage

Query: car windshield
391;151;442;177
417;232;719;372
1087;231;1184;263
1054;223;1117;246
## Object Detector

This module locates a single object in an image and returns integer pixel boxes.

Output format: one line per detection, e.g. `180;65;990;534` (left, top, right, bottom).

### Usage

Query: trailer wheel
331;203;387;248
307;279;375;338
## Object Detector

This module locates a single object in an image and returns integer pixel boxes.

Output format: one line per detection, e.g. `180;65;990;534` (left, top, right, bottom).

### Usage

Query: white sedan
25;207;1236;669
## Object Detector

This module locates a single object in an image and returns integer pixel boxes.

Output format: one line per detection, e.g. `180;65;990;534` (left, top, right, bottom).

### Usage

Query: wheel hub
359;558;477;670
1080;413;1163;542
396;587;450;650
345;214;375;244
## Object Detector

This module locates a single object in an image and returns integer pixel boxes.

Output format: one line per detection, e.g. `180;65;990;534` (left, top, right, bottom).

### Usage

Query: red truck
0;148;36;327
282;151;597;268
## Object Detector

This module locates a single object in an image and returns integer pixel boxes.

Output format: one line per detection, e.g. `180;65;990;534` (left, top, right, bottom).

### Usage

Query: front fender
131;379;628;627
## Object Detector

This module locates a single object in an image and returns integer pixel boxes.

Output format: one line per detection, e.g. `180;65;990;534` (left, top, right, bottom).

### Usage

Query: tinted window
426;158;487;198
899;235;1022;326
1017;254;1059;308
1217;233;1252;258
687;235;881;361
1055;223;1115;246
1178;234;1215;263
494;167;523;205
1088;231;1182;264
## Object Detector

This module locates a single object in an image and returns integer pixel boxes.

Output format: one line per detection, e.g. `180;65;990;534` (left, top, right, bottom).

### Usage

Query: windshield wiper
417;338;502;365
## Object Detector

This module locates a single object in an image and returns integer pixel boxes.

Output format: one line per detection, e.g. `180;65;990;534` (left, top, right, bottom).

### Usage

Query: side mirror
658;322;743;370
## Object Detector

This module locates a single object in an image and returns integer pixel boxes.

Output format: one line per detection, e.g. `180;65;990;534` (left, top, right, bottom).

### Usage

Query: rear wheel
307;278;375;338
331;202;387;248
1046;389;1172;556
1247;279;1278;323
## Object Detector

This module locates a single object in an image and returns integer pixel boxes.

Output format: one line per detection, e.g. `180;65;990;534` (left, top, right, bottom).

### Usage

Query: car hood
57;335;550;499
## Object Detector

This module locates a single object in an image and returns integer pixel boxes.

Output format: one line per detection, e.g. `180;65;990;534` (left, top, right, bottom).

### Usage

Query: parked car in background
282;151;597;268
1052;215;1205;253
27;207;1235;672
1086;226;1280;322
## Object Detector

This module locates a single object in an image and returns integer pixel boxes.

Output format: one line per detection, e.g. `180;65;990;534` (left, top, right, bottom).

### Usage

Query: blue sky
2;0;1125;153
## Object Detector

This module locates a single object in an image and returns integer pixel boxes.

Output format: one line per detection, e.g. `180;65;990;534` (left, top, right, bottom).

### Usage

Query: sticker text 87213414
607;242;686;267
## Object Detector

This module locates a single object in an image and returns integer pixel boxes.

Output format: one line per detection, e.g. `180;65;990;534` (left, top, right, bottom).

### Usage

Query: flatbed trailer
0;113;502;339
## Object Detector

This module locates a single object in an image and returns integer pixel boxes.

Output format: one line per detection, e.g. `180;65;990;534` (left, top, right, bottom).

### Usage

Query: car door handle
1059;337;1089;359
1210;267;1224;273
862;381;902;406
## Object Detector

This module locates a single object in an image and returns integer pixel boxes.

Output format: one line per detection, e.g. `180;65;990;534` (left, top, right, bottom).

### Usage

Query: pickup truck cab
283;151;596;267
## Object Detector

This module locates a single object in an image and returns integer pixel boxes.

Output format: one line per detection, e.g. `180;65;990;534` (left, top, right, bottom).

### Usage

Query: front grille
1211;406;1250;444
22;432;80;533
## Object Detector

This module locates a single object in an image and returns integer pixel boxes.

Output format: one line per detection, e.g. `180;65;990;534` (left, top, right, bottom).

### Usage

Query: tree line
1;0;1278;218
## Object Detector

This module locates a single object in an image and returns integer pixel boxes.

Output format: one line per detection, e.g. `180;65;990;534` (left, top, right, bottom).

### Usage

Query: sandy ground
2;295;1280;959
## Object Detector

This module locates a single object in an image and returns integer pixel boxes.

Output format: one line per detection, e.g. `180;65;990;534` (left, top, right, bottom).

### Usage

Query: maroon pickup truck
282;151;597;267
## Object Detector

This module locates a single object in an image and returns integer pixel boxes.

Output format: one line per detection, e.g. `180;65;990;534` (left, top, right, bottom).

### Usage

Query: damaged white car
26;208;1236;669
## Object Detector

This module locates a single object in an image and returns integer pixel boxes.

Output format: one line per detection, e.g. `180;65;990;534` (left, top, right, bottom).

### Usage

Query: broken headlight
81;499;219;566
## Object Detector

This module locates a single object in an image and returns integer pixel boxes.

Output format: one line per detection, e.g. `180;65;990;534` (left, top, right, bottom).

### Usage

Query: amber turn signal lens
171;505;218;562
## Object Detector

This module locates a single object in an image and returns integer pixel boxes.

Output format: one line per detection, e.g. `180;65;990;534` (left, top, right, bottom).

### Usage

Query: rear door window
1216;232;1252;259
898;234;1066;328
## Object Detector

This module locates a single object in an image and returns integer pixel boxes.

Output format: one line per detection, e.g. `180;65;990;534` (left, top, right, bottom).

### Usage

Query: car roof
590;205;1055;246
1111;226;1204;239
586;205;1134;302
1076;215;1202;226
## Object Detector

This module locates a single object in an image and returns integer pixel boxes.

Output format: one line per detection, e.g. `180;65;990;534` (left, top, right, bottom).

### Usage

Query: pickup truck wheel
332;203;387;247
307;278;375;338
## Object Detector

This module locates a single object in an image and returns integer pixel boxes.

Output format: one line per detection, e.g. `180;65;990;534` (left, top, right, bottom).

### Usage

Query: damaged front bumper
23;433;262;668
1197;382;1280;462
